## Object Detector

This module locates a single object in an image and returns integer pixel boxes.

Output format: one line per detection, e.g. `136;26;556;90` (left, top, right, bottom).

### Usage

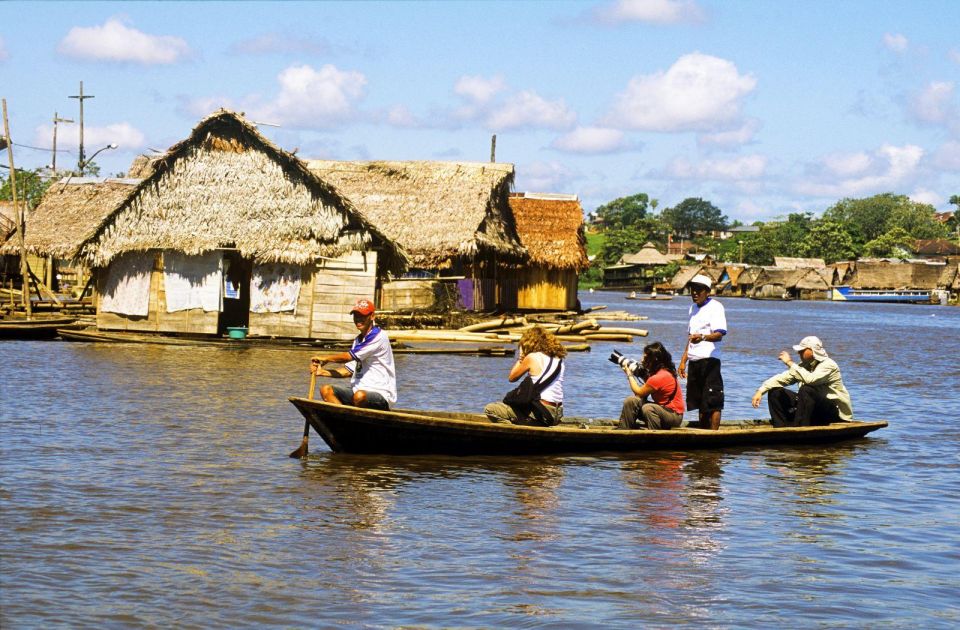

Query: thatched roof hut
0;200;18;240
69;110;405;272
753;267;830;298
1;179;139;260
667;265;703;291
774;256;825;269
851;261;945;290
619;242;669;266
306;159;524;269
508;193;588;271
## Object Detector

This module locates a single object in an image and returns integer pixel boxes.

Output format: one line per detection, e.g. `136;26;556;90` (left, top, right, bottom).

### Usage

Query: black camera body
608;349;647;379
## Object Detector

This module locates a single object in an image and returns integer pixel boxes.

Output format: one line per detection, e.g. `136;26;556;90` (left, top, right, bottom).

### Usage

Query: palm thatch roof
619;242;670;266
852;261;945;290
774;256;826;269
754;267;830;291
914;239;960;256
667;265;703;290
736;266;762;287
0;200;17;240
6;110;406;272
507;193;588;271
306;159;524;269
0;179;139;259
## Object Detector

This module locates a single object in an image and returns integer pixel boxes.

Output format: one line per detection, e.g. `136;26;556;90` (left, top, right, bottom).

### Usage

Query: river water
2;294;959;628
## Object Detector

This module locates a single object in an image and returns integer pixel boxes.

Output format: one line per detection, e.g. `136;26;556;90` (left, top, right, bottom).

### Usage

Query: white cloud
33;122;146;153
58;17;190;64
697;118;761;148
909;81;956;125
252;64;367;128
385;105;421;128
516;161;580;192
604;53;756;132
931;140;960;171
822;151;872;177
178;96;237;119
454;75;507;104
660;154;767;180
795;144;924;197
552;127;630;154
486;91;576;130
229;33;329;56
594;0;705;25
882;33;909;53
909;189;941;206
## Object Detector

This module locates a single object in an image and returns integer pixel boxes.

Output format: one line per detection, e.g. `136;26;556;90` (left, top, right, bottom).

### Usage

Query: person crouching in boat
751;336;852;427
618;342;685;430
485;326;566;426
309;297;396;410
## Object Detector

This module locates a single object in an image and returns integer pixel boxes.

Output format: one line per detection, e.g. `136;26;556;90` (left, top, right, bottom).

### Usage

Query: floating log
459;316;527;332
555;319;598;335
591;327;649;337
581;333;636;342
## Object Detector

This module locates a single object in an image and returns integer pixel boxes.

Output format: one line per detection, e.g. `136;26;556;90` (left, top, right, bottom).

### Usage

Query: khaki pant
484;401;563;426
619;396;684;430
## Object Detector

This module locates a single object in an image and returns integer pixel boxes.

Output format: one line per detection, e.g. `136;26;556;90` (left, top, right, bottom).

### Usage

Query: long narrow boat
831;286;931;303
289;397;887;455
0;317;82;340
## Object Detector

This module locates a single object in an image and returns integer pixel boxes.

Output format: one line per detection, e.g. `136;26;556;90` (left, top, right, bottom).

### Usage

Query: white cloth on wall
163;251;224;313
100;251;154;317
250;263;301;313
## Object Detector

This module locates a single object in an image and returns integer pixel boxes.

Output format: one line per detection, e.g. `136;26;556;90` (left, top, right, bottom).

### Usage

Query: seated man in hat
751;336;852;427
309;297;396;410
678;273;727;430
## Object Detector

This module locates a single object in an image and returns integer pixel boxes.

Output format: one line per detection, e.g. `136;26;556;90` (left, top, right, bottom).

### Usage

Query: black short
686;358;724;412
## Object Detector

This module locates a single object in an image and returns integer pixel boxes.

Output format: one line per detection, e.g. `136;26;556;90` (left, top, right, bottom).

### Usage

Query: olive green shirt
757;357;853;421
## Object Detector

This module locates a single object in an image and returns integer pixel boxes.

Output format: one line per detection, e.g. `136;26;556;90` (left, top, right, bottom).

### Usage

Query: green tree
1;168;54;209
739;213;814;264
824;193;945;245
661;197;728;237
594;193;652;229
863;227;915;258
800;220;857;263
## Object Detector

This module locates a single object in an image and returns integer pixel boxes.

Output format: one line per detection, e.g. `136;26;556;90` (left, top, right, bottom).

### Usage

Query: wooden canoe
0;317;82;340
289;397;888;455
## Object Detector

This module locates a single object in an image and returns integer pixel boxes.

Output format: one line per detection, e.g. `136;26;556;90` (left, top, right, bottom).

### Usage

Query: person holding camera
678;274;727;430
485;326;566;426
617;342;685;430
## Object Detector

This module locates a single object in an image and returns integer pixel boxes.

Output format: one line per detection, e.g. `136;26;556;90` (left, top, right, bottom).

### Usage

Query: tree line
586;192;960;281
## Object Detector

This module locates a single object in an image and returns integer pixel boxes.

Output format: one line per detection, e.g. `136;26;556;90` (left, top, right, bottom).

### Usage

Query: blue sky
2;1;958;222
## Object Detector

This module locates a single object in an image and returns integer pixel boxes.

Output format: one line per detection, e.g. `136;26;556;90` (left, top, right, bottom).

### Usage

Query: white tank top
528;352;564;404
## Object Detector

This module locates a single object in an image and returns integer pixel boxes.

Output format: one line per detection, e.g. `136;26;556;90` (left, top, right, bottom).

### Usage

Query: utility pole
490;134;496;163
69;81;94;175
2;99;32;317
51;112;74;175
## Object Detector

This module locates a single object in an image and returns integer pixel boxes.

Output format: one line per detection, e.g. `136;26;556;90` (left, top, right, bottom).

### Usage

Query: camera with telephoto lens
608;349;647;378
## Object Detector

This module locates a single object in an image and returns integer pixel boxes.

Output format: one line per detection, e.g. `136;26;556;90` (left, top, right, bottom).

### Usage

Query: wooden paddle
289;371;317;458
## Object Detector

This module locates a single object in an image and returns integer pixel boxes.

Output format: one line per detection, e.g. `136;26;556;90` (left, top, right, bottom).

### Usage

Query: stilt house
501;193;588;310
306;160;526;311
8;110;406;340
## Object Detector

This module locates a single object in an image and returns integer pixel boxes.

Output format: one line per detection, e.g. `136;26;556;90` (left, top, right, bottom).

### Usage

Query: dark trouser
768;386;839;427
329;383;390;410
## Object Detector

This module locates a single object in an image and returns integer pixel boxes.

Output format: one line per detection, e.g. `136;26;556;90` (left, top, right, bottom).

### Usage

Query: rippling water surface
2;295;959;627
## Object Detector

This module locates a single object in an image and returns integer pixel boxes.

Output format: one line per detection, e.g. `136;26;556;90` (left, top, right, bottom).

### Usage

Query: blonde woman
485;327;567;426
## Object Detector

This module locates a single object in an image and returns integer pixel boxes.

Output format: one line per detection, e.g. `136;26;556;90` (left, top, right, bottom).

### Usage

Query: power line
12;141;73;153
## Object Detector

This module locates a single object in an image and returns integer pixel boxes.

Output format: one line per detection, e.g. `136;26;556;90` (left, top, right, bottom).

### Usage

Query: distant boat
831;286;932;303
0;317;82;340
625;292;673;300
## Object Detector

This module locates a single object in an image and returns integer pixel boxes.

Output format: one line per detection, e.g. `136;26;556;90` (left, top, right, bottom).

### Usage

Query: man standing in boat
751;336;852;426
678;274;726;430
310;297;397;410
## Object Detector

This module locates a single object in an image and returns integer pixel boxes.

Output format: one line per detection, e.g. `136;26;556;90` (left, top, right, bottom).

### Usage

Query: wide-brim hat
793;335;828;361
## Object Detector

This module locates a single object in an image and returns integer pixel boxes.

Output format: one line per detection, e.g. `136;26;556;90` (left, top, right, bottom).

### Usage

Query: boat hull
289;398;888;455
831;286;931;303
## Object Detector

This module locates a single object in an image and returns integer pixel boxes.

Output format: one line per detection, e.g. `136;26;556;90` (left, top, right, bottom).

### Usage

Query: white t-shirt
528;352;564;404
687;297;727;361
347;326;397;404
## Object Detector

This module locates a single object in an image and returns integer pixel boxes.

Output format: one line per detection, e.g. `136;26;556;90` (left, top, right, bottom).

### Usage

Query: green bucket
227;327;248;340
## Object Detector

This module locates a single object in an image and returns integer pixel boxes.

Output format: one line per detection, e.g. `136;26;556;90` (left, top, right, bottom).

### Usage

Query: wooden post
490;134;496;162
2;98;31;318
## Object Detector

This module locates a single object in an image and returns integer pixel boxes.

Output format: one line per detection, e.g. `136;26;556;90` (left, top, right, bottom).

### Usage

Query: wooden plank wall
96;252;218;333
516;266;578;311
310;250;377;340
380;279;436;310
248;267;314;339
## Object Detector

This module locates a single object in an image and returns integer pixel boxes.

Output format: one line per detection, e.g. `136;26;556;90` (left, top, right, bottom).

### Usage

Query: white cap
689;274;713;289
793;335;829;361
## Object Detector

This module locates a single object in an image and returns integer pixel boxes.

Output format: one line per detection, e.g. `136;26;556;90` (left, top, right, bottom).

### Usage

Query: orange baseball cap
350;298;375;316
